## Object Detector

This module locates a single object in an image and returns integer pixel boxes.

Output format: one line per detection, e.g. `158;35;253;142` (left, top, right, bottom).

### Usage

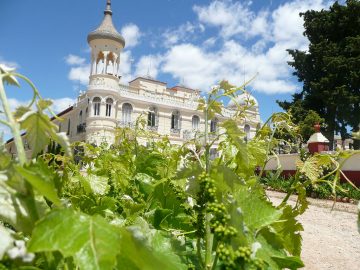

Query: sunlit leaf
271;255;304;269
0;224;14;259
28;208;122;270
15;161;61;206
19;111;71;157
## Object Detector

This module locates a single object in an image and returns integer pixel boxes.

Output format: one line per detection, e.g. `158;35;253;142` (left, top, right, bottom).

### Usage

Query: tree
299;110;324;142
278;0;360;149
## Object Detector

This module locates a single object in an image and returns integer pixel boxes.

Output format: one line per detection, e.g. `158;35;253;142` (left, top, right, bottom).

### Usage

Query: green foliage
29;208;122;270
261;174;360;201
1;68;357;270
298;110;324;142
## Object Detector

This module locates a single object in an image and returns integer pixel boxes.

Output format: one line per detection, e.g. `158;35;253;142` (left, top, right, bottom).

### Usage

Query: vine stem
0;77;27;165
0;75;39;222
204;102;214;269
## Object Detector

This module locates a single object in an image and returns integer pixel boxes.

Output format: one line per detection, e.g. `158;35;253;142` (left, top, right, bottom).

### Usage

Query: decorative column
307;123;330;154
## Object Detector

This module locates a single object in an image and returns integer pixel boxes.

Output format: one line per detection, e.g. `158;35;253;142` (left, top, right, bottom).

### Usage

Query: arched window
93;97;101;116
106;52;115;75
79;110;83;124
148;107;157;127
105;98;113;117
244;124;251;141
171;111;180;130
210;118;218;133
96;51;105;74
192;115;200;130
122;103;133;125
244;124;250;134
67;119;71;135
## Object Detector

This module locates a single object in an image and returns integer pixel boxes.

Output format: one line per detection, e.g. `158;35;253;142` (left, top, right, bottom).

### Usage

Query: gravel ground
267;191;360;270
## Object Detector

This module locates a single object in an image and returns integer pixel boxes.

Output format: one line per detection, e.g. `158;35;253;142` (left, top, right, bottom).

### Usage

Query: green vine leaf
271;255;304;269
80;174;109;196
235;187;282;231
19;109;71;158
15;161;61;206
28;208;122;270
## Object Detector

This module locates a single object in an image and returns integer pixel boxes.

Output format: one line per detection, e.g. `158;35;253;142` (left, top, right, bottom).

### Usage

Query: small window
192;115;200;130
105;98;113;117
171;111;180;130
79;110;83;124
210;118;218;133
122;103;133;124
93;97;101;116
148;107;157;127
67;119;71;135
244;124;251;142
210;148;217;160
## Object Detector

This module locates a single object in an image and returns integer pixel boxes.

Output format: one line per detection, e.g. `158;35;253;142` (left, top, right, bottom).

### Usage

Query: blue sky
0;0;336;126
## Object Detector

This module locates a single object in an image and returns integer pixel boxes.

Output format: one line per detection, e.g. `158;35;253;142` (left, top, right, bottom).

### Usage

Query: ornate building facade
6;0;260;155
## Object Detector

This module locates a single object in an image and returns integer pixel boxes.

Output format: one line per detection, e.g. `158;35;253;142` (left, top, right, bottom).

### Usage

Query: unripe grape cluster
217;244;265;270
194;172;217;237
198;172;216;204
207;203;237;240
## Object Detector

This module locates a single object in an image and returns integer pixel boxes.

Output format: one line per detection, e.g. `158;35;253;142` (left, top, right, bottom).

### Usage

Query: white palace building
7;0;260;154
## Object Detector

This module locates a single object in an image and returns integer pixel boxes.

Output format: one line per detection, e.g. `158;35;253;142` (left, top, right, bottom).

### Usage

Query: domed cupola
87;0;125;46
87;0;125;82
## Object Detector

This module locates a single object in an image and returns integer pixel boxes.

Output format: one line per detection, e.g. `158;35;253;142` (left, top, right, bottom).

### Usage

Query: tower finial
104;0;112;15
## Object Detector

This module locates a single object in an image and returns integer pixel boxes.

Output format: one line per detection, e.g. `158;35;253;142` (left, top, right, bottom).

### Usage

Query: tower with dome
6;0;261;157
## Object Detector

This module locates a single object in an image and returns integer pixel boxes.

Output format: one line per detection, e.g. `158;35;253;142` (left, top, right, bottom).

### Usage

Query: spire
104;0;112;15
87;0;125;47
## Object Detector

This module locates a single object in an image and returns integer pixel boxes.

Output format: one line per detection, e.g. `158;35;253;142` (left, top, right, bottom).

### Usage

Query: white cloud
50;97;75;113
135;55;163;78
158;0;331;94
0;56;19;70
65;54;90;85
65;54;86;65
193;0;266;39
271;0;326;48
203;37;217;48
121;24;141;48
119;50;134;83
162;44;220;90
68;65;91;85
161;40;297;94
162;22;202;47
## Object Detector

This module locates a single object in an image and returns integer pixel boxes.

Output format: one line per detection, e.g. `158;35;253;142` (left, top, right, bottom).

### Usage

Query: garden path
268;191;360;270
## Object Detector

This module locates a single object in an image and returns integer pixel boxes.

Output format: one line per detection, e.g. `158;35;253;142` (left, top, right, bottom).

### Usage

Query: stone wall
264;153;360;186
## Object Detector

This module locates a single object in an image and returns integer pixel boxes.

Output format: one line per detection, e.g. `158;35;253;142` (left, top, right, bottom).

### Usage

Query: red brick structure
307;123;329;154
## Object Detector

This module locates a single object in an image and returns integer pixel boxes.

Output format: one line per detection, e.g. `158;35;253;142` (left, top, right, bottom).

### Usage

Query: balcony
77;123;86;134
147;125;158;132
183;130;195;140
118;121;134;128
170;128;181;136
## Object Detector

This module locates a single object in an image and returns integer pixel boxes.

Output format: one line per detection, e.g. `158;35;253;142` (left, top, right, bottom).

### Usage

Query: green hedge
261;173;360;201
